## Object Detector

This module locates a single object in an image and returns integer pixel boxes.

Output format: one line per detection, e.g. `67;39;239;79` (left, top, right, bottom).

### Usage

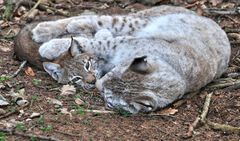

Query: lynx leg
32;16;96;43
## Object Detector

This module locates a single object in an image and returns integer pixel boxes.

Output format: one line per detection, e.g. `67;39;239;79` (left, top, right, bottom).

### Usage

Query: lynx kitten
22;5;231;113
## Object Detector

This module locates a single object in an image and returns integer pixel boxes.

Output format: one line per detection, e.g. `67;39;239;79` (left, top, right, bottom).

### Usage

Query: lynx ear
43;62;64;81
69;37;83;57
129;56;152;74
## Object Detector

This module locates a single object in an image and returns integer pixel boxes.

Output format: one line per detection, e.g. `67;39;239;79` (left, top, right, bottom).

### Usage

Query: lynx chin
15;5;231;114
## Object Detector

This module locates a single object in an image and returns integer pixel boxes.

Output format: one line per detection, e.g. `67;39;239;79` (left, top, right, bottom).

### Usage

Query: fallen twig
173;91;199;108
206;120;240;134
15;0;69;16
185;92;213;138
230;41;240;45
204;8;240;15
200;92;212;122
84;109;115;114
55;130;82;137
10;60;27;78
225;28;240;33
0;103;29;120
0;127;60;141
22;0;42;19
208;80;240;89
186;117;201;138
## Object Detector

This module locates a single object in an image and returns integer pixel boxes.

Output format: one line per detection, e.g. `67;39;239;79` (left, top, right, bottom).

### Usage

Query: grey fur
33;5;231;114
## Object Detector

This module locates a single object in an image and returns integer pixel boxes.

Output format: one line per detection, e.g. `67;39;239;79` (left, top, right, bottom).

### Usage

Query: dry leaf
0;94;9;106
0;108;6;115
60;108;72;118
209;0;222;6
0;47;11;52
0;84;5;89
221;2;235;9
18;110;25;118
10;88;27;105
75;98;84;105
156;108;178;116
24;67;35;76
61;85;76;96
47;97;63;107
0;119;23;129
228;33;240;41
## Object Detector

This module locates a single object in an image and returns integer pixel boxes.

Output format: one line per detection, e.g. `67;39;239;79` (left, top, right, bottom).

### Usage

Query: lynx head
43;37;100;90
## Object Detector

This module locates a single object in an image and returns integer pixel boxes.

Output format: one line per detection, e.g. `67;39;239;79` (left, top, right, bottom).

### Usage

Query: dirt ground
0;0;240;141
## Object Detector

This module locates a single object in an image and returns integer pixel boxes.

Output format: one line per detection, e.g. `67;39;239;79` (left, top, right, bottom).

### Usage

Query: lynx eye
84;61;91;72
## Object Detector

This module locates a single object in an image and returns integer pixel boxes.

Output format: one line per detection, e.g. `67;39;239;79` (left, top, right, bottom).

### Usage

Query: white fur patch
39;38;71;60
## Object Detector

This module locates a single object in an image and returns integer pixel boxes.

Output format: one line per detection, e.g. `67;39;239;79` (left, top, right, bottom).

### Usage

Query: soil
0;0;240;141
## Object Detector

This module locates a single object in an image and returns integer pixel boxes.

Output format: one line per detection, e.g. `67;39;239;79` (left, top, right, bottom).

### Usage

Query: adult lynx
15;5;231;114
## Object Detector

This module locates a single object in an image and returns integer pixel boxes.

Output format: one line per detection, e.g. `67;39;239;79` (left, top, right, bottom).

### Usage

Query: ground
0;0;240;141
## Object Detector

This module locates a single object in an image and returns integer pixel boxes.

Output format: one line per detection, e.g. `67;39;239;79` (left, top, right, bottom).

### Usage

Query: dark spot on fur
98;21;103;27
107;40;110;47
180;18;187;24
98;41;102;45
112;17;118;27
123;17;127;23
129;23;133;28
113;45;117;49
163;39;175;44
134;20;139;25
120;22;125;31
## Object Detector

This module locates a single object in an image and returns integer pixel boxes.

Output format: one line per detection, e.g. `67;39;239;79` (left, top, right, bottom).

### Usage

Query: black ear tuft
69;36;83;57
129;56;152;74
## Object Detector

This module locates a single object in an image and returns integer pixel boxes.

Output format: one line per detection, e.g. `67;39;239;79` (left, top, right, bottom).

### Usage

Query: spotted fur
31;5;230;114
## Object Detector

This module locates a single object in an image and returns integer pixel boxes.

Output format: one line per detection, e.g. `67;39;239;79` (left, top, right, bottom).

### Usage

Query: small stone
0;100;9;106
16;99;29;106
30;112;41;118
26;118;32;122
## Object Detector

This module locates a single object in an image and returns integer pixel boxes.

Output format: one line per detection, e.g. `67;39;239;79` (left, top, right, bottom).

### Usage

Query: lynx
15;5;231;114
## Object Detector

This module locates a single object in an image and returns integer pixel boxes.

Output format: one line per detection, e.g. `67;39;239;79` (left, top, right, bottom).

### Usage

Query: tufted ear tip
68;37;83;57
43;62;64;81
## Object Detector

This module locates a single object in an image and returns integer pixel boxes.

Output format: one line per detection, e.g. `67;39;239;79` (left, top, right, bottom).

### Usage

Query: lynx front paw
39;38;71;60
32;22;66;43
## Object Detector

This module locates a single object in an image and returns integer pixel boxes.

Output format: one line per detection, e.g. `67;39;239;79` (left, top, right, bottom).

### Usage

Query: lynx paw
103;92;158;114
39;38;71;60
32;22;65;43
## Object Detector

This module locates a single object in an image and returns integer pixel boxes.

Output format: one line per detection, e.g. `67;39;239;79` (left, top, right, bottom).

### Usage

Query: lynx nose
85;74;96;84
